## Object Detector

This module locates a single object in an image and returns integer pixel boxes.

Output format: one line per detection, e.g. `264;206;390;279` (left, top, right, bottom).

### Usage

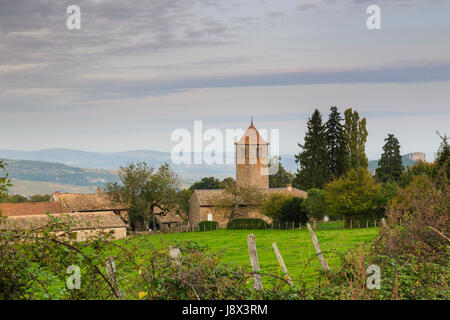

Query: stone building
189;121;307;228
0;201;127;241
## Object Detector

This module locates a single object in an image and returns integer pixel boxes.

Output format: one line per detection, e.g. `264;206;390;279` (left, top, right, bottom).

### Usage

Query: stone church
189;121;306;228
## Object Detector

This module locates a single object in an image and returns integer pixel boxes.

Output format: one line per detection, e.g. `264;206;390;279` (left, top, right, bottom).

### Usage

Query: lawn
123;227;379;285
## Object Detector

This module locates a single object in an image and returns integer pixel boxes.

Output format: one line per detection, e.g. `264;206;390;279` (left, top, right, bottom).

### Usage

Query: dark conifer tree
375;134;404;182
325;106;349;178
293;109;329;190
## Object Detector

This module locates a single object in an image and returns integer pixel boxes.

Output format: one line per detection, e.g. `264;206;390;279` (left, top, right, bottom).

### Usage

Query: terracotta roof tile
0;202;69;217
51;193;126;212
0;211;127;231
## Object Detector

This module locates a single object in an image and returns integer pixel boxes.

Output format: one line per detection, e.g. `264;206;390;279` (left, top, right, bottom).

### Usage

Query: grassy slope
125;228;379;285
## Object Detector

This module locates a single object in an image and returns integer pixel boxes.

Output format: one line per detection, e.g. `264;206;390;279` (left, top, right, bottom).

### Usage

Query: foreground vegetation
121;228;378;285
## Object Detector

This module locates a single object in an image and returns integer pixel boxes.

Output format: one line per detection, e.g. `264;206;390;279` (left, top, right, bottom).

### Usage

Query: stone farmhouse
189;121;306;228
0;202;128;240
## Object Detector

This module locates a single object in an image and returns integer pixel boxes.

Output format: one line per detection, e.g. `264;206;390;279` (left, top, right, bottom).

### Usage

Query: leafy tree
269;156;294;188
219;177;236;189
434;132;449;183
279;197;309;225
189;177;220;191
302;188;327;221
399;160;434;187
262;193;293;219
375;134;404;183
325;106;349;178
105;162;180;231
1;194;28;203
211;184;266;223
30;194;52;202
325;168;380;220
294;109;329;190
0;161;11;202
344;108;368;170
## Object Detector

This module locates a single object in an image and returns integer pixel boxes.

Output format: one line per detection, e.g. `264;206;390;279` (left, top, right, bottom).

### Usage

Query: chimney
286;184;292;192
96;187;102;197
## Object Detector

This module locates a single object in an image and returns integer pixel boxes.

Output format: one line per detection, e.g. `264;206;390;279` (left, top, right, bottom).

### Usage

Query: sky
0;0;449;161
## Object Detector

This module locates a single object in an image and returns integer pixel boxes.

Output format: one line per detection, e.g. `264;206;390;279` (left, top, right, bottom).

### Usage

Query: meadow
122;227;379;285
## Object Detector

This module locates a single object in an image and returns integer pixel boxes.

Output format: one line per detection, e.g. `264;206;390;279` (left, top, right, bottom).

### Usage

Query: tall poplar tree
375;134;404;182
325;106;349;178
344;108;368;170
294;109;329;190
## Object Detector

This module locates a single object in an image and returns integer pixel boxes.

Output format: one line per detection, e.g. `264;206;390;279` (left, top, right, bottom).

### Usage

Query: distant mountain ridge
0;149;426;196
368;152;426;172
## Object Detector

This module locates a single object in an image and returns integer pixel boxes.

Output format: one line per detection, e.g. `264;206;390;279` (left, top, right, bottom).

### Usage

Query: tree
219;177;236;189
30;194;52;202
262;193;293;219
0;161;11;203
301;188;327;221
375;134;404;183
279;197;309;225
211;184;266;223
1;194;28;203
294;109;329;190
344;108;368;170
325;168;380;220
325;106;349;178
399;160;434;187
269;156;294;188
105;162;180;231
189;177;220;191
434;132;449;183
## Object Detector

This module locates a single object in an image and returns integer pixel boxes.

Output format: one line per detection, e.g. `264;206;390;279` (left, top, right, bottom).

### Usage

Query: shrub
262;193;293;219
198;220;218;231
325;168;380;220
279;197;309;225
227;218;268;230
378;175;449;263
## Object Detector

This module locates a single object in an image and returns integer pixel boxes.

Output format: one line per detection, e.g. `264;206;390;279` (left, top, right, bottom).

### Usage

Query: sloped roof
235;122;269;145
155;212;184;224
52;192;126;212
0;202;69;217
0;211;127;231
192;186;307;206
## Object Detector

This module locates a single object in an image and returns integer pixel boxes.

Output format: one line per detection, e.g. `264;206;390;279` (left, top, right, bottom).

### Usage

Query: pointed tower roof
235;120;269;145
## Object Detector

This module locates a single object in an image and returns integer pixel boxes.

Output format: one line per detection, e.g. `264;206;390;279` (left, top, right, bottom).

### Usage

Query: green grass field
124;227;379;285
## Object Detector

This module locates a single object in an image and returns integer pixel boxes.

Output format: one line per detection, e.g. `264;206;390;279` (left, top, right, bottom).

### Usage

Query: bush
227;218;268;230
198;221;218;231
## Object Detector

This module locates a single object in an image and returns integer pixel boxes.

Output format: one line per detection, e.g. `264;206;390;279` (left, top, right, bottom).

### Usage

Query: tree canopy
269;156;294;188
326;106;349;178
294;109;329;190
105;162;180;231
375;134;404;183
325;168;380;220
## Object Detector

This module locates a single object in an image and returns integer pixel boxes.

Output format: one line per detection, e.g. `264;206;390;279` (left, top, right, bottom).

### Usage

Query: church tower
235;120;269;189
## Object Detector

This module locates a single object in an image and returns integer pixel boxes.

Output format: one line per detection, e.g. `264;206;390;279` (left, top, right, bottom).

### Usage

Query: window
207;213;213;222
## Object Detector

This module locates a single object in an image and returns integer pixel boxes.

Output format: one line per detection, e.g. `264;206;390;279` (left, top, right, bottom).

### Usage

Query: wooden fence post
299;222;302;230
357;220;360;229
272;242;293;286
169;247;182;267
105;257;123;299
247;234;263;290
306;223;330;271
350;220;353;229
366;220;369;228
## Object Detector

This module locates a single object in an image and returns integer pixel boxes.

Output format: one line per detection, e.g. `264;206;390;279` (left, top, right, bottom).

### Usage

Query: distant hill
0;149;426;196
368;152;426;172
8;179;97;197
